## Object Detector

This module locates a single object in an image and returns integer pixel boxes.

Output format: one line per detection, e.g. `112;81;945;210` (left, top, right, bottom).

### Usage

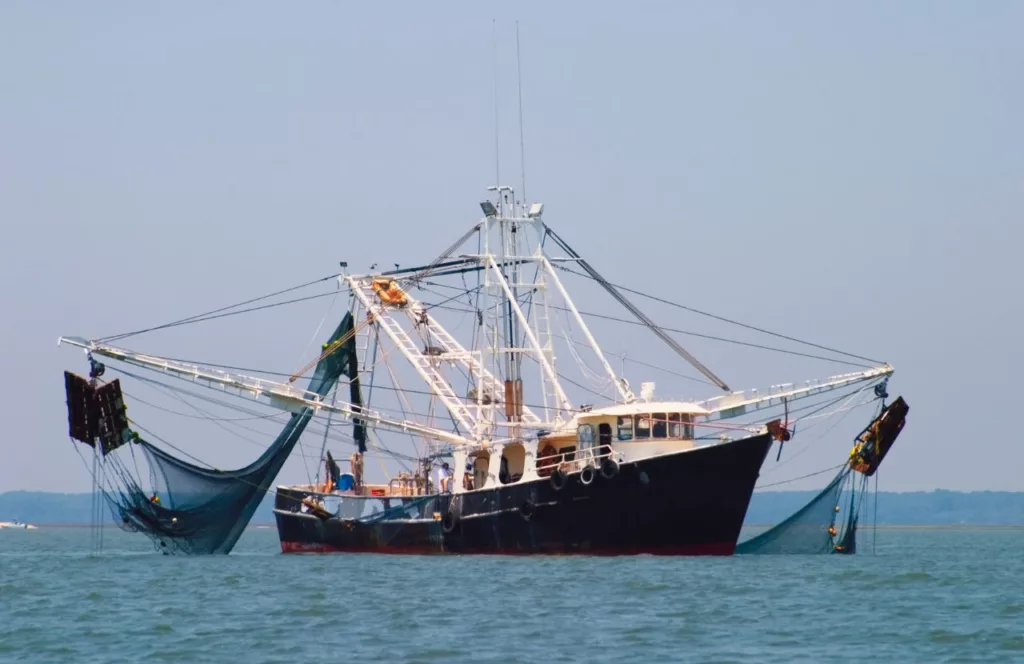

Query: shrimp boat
59;185;899;556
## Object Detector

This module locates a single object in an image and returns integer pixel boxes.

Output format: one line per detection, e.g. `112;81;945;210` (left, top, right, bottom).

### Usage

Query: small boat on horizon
0;521;38;530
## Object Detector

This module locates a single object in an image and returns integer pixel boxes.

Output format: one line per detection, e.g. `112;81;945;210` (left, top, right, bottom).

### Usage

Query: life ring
550;467;568;491
579;465;596;486
600;457;620;480
519;500;535;521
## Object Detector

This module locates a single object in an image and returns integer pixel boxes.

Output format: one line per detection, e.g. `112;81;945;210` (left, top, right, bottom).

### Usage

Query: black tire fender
550;467;568;491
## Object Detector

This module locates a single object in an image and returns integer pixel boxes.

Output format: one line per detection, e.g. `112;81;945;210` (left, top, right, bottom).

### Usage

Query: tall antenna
492;19;501;190
516;21;527;206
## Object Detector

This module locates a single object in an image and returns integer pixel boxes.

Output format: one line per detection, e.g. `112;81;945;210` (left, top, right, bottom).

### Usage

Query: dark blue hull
275;433;773;556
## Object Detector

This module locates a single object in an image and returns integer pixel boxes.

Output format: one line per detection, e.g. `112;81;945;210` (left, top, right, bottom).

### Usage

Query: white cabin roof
580;401;709;418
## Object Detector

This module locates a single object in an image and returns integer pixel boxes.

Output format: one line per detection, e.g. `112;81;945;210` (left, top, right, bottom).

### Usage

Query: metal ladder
405;302;542;425
349;281;479;436
350;297;374;380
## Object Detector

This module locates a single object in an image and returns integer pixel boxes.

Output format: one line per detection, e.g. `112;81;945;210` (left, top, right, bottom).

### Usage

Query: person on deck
438;462;452;493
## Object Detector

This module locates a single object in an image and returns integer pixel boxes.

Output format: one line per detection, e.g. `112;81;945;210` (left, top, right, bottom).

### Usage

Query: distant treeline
3;490;1024;526
745;489;1024;526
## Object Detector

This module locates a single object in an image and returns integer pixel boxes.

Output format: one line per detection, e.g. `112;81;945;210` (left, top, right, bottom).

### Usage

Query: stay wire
115;365;448;455
758;392;870;476
416;278;872;369
553;264;884;365
99;274;344;343
114;368;364;464
108;337;593;416
755;463;847;490
874;470;880;555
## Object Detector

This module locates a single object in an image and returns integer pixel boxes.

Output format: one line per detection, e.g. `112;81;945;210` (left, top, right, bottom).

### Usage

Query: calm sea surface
1;526;1022;663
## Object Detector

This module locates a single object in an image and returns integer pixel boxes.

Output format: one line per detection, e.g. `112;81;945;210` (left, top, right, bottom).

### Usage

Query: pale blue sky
1;1;1021;492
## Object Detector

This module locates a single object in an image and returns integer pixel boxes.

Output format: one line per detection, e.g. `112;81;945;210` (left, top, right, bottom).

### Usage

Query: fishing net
736;396;908;555
736;467;851;555
103;312;360;554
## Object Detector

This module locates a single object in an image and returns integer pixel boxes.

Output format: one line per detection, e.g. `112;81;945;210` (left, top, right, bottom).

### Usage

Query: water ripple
2;527;1023;662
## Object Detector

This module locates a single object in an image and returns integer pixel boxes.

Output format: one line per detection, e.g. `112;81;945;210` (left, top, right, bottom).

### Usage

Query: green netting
737;467;850;555
103;312;358;554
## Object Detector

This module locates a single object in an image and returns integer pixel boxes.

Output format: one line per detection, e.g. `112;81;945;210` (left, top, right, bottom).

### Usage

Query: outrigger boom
57;336;473;446
57;334;891;444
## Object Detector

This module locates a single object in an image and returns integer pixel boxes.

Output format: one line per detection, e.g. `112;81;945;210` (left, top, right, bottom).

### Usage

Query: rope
755;463;847;490
114;368;370;464
99;274;344;342
287;314;370;382
758;392;872;476
293;290;341;376
421;284;484;314
553;264;884;366
543;226;729;390
113;364;443;458
873;470;880;555
416;278;874;369
565;307;876;369
397;223;482;289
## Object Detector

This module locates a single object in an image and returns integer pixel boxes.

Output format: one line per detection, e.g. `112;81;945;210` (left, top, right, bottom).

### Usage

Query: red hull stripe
280;541;735;556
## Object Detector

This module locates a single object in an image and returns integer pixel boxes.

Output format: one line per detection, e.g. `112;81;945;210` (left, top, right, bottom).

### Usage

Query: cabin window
668;413;682;438
634;415;651;440
652;413;667;439
666;413;695;438
617;416;633;441
577;424;595;448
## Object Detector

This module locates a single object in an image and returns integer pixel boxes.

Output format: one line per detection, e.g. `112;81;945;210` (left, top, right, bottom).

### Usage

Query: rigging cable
560;306;875;369
99;273;345;343
755;463;847;490
415;279;874;369
555;306;614;391
543;225;730;390
293;289;342;376
397;224;483;289
113;367;391;464
693;380;883;441
105;348;579;419
553;263;883;366
108;336;881;442
758;392;875;476
874;469;880;555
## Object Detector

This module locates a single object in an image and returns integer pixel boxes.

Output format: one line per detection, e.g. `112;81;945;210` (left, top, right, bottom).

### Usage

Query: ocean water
1;526;1022;663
